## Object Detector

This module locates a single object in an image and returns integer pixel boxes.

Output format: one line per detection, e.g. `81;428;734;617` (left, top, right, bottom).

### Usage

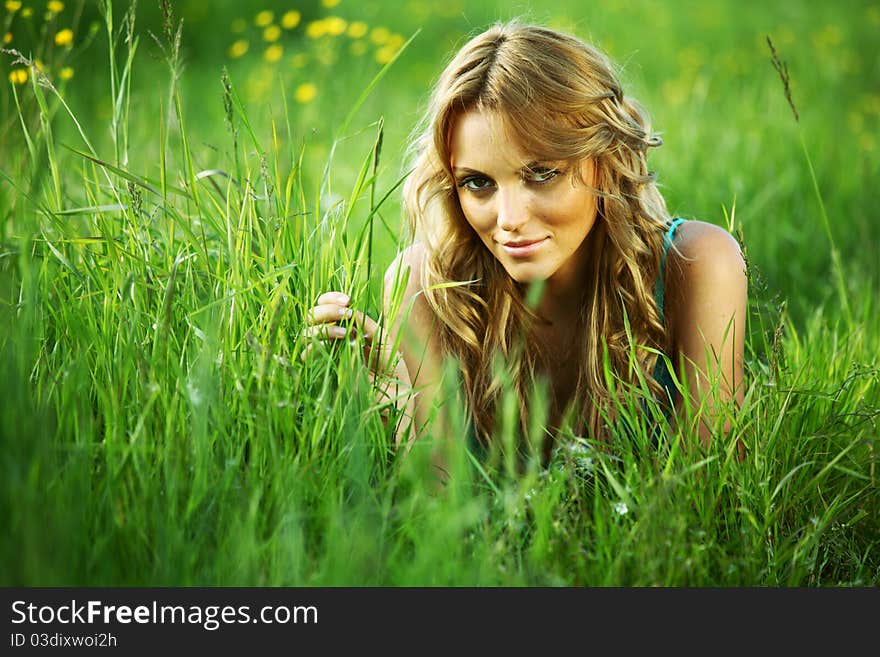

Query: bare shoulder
383;241;429;314
667;220;746;286
382;241;438;343
664;219;747;341
384;242;427;290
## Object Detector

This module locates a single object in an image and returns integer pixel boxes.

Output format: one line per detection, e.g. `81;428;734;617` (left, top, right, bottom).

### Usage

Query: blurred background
2;0;879;320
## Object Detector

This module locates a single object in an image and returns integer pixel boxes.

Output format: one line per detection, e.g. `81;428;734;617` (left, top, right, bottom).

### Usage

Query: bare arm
665;221;747;454
380;242;445;451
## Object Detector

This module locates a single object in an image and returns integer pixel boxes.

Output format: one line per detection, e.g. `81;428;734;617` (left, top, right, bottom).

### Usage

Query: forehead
449;110;534;170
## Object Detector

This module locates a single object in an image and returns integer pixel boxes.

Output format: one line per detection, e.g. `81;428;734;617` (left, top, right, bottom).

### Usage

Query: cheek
457;196;492;234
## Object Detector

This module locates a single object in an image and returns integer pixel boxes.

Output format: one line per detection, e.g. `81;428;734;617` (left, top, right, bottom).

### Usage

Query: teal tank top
651;217;686;415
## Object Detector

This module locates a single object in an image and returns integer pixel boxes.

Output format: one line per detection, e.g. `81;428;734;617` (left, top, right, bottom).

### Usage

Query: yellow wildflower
47;0;64;12
4;1;21;12
228;39;249;58
254;10;273;27
306;20;327;39
263;25;281;42
21;6;32;17
54;28;73;46
370;26;389;45
34;58;44;71
9;68;27;85
294;82;317;103
321;0;340;7
59;66;74;80
291;53;308;68
3;32;12;44
375;45;396;64
387;33;405;49
281;10;301;29
231;18;246;33
264;44;283;62
349;41;366;56
324;16;346;36
347;21;367;38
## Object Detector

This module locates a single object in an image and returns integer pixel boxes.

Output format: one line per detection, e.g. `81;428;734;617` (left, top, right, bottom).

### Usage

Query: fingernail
340;308;353;319
332;326;347;338
336;293;350;303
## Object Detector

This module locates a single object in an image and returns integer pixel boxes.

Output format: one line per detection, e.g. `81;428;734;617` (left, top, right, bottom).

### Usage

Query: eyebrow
453;161;557;176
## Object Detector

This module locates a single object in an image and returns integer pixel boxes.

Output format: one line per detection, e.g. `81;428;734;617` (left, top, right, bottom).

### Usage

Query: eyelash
457;168;562;191
526;168;561;183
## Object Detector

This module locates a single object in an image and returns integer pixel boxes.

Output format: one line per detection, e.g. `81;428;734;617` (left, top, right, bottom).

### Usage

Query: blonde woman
306;21;747;468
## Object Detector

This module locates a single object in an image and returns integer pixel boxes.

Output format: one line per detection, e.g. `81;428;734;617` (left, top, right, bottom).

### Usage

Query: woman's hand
302;291;392;371
302;291;413;435
303;291;376;348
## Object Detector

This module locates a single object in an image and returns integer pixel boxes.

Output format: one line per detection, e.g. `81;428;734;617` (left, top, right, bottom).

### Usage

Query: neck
532;238;592;325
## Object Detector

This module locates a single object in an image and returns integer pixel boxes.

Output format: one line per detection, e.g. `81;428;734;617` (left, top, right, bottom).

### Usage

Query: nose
495;186;526;232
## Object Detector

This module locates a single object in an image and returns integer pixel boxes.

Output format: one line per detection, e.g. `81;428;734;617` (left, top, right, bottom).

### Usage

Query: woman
305;21;747;467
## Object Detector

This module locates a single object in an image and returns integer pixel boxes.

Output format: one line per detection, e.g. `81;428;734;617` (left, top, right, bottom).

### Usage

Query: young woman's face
449;109;599;288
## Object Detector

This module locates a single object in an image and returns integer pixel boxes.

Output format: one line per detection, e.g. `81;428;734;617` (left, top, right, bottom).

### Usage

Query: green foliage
0;0;877;586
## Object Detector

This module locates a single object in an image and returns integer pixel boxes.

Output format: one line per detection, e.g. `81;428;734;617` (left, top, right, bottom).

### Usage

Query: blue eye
458;176;494;191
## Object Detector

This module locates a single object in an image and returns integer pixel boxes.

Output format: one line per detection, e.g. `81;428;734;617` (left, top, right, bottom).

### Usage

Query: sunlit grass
0;1;877;586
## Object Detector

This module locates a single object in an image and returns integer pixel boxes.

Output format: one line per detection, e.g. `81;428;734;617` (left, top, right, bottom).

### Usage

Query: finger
301;324;350;341
315;291;350;306
299;342;312;363
347;309;381;340
306;303;354;325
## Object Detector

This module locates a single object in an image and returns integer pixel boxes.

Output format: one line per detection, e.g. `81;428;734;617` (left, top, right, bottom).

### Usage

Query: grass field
1;0;877;586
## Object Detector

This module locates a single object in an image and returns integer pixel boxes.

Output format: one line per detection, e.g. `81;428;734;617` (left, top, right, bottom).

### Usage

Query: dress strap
654;218;686;321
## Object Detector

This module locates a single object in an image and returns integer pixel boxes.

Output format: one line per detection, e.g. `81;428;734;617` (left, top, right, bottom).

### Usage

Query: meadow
0;0;877;586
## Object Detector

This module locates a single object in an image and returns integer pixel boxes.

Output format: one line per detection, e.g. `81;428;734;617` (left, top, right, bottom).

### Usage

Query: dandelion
291;53;308;68
612;501;628;516
263;25;281;42
8;68;27;84
3;32;11;44
59;66;73;80
321;0;340;7
306;20;326;39
4;0;21;12
54;28;73;46
294;82;316;103
228;39;248;58
231;18;246;33
264;44;283;63
254;10;273;27
387;33;405;49
375;45;396;64
281;10;300;29
324;16;346;36
349;41;366;57
21;6;32;17
47;0;64;12
370;26;390;45
347;21;367;38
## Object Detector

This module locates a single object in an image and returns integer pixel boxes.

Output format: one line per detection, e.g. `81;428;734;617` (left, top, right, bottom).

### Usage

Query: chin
501;262;552;284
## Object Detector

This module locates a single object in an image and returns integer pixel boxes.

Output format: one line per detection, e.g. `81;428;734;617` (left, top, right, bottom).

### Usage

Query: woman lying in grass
306;21;747;470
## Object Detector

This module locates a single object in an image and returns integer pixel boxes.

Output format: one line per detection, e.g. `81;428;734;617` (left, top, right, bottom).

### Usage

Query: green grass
0;0;877;586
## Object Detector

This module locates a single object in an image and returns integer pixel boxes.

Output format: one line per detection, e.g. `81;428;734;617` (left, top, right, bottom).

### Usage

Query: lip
500;237;547;258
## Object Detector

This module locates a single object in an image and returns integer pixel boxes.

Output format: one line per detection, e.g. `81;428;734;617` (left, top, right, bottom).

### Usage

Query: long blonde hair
402;21;671;447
